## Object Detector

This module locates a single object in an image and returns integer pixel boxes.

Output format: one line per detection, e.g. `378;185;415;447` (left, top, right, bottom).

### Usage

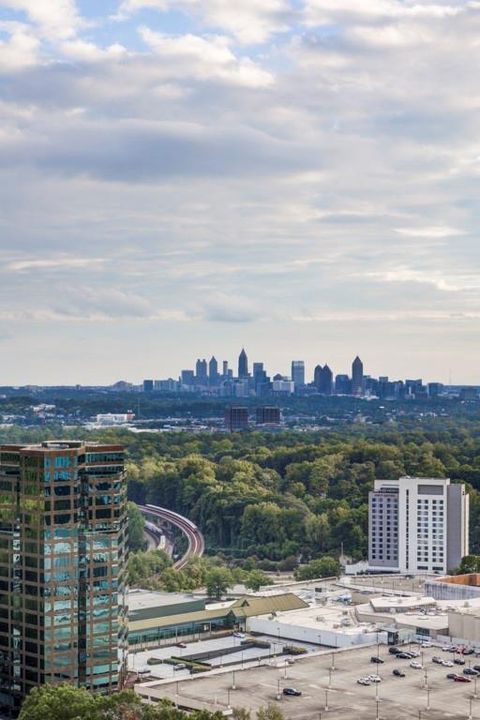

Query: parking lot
138;641;480;719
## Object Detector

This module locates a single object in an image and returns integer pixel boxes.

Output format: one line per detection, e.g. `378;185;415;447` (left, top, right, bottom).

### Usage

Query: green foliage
457;555;480;574
244;569;270;592
128;549;172;586
127;501;146;552
19;685;227;720
294;556;341;580
204;566;234;599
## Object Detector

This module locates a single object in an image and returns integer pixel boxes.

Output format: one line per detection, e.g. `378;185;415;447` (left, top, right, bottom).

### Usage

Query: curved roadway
137;503;205;570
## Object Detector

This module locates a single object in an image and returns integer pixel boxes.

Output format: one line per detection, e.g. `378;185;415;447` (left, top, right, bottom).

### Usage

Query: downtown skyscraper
0;442;128;716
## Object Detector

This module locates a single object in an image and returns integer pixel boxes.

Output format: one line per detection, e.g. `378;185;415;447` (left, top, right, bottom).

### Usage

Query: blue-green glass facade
0;442;128;716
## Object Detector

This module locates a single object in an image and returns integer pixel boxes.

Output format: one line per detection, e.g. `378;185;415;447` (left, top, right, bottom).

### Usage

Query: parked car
420;642;432;648
283;688;301;696
176;642;187;649
233;632;246;639
454;658;466;665
464;649;475;655
464;668;479;676
397;652;412;660
410;661;423;670
368;675;382;683
446;673;459;680
371;656;384;664
455;676;472;683
442;661;454;667
473;665;480;672
357;678;370;686
432;656;443;664
174;663;186;671
393;669;406;677
389;647;401;655
408;651;420;658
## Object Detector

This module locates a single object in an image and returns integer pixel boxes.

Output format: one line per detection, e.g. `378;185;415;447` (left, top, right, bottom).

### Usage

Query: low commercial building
426;573;480;601
128;590;308;647
247;604;388;648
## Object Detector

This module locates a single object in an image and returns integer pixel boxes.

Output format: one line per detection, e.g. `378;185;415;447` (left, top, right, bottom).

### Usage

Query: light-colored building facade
369;477;469;575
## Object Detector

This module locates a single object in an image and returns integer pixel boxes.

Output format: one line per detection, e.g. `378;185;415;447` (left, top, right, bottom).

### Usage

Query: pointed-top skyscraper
352;355;364;396
238;348;249;378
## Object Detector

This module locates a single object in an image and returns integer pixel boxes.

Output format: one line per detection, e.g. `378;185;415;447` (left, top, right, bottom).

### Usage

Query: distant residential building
225;406;249;431
291;361;305;388
238;349;249;379
368;477;469;574
460;387;479;401
351;356;364;396
143;379;154;393
428;383;444;398
256;406;281;425
404;379;424;398
335;374;351;395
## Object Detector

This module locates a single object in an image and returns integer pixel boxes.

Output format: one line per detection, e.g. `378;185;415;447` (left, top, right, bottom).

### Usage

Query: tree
457;555;480;574
128;502;146;552
294;556;340;581
19;684;96;720
256;705;285;720
244;569;270;592
205;567;234;599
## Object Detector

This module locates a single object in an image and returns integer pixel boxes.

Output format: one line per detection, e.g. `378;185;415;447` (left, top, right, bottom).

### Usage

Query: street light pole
469;697;473;720
475;676;478;700
331;651;335;670
231;670;236;690
328;668;332;688
325;689;329;711
426;684;430;711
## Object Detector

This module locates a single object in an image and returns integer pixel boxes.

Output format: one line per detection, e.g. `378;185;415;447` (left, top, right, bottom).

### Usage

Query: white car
442;660;454;667
232;632;246;639
421;642;432;648
368;675;382;683
410;661;423;670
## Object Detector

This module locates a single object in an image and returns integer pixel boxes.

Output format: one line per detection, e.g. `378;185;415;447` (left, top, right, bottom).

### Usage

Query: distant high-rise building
352;356;364;396
209;356;219;384
256;406;281;425
314;365;333;395
238;349;249;379
195;358;208;383
225;406;249;432
0;441;128;715
222;361;229;378
368;477;469;574
335;374;351;395
291;361;305;389
181;370;195;386
143;379;154;393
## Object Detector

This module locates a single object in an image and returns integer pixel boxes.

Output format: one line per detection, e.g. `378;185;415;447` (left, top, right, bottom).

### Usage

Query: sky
0;0;479;385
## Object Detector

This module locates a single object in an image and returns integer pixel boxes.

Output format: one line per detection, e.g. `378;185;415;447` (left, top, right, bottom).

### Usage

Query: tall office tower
368;477;469;574
335;374;351;395
208;356;219;385
195;359;208;383
224;407;249;432
291;361;305;389
143;379;154;393
238;349;249;379
351;356;364;396
0;441;128;716
222;361;229;378
319;365;333;395
313;365;322;388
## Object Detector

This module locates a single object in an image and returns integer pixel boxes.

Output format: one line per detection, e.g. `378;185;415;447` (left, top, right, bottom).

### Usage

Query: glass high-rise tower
0;441;128;716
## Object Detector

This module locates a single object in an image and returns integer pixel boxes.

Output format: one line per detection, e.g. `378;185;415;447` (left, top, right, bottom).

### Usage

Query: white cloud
6;257;105;272
0;0;82;40
118;0;292;43
0;27;39;69
139;28;274;87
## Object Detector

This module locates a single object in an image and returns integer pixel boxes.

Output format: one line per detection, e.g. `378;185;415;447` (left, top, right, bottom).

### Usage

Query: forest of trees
2;423;480;571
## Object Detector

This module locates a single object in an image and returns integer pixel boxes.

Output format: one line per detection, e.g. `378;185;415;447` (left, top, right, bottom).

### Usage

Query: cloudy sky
0;0;479;385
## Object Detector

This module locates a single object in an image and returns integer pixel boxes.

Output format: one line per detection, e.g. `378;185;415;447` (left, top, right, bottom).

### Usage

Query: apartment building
368;476;469;575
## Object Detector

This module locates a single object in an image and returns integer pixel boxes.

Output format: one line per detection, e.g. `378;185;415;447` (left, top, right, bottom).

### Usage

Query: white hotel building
368;477;469;575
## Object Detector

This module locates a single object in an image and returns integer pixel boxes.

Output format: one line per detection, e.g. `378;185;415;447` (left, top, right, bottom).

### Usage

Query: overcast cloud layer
0;0;479;384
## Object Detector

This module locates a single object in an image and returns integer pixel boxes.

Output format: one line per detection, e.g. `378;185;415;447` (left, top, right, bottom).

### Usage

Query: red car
455;676;471;683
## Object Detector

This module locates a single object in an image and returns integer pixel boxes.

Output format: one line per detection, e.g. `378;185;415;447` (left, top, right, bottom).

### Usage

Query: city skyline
0;2;480;384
